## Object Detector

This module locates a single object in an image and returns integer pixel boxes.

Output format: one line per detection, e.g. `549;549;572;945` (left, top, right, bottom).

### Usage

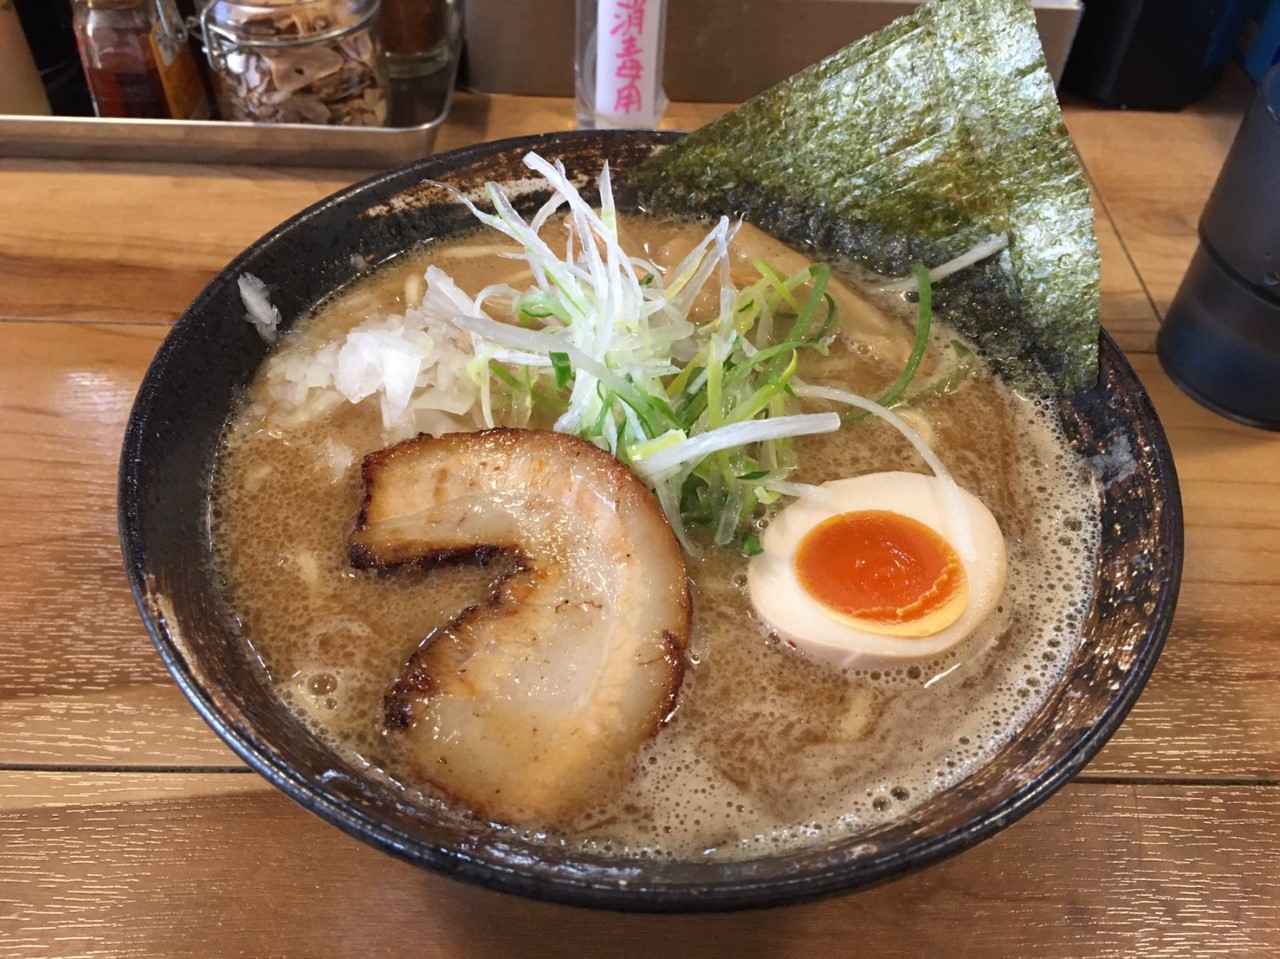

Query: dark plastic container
1158;65;1280;429
1062;0;1253;110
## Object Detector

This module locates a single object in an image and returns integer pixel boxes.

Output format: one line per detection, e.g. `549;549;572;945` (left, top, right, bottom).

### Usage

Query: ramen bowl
119;130;1182;912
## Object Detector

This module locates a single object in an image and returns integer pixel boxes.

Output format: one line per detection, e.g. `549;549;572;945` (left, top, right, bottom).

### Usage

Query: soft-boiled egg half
747;471;1007;667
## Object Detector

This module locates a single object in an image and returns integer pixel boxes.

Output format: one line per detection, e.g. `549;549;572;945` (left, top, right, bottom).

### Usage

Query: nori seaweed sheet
630;0;1100;394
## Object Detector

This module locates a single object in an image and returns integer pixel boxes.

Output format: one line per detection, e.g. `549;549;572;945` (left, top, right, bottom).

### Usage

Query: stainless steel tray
0;62;457;168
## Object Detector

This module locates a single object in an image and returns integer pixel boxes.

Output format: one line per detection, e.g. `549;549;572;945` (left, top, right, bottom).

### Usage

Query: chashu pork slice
349;428;690;826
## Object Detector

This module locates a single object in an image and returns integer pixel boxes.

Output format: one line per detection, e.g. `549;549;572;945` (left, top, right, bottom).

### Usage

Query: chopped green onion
875;263;933;409
550;351;572;390
844;263;935;426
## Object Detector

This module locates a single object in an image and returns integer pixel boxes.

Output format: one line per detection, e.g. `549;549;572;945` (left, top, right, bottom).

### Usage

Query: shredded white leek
879;233;1009;293
636;413;841;482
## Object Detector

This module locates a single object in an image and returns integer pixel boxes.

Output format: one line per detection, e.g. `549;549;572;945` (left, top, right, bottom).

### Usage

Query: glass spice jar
72;0;211;119
198;0;387;126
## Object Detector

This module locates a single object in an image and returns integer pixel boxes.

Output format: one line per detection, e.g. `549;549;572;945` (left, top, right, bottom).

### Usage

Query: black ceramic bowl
119;130;1182;912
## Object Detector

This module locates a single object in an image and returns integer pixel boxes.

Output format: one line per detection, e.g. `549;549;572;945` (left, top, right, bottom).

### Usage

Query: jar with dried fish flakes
198;0;387;125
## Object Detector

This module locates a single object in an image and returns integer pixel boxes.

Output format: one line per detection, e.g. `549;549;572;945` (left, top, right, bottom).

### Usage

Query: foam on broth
211;217;1099;860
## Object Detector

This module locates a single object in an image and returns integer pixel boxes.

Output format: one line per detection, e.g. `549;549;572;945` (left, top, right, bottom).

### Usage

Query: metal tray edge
0;60;457;169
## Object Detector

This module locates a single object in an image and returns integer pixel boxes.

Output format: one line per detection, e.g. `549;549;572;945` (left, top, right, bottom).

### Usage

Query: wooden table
3;76;1278;956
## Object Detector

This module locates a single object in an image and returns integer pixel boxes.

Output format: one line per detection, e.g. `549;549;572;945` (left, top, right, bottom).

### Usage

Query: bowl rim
119;129;1184;912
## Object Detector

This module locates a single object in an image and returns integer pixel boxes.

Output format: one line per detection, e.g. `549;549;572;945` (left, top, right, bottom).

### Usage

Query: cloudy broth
211;216;1099;859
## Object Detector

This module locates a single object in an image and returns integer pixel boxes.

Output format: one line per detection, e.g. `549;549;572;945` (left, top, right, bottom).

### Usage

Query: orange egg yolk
793;510;969;637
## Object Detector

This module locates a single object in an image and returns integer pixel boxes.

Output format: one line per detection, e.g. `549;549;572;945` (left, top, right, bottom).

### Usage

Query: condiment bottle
71;0;211;119
379;0;458;79
575;0;667;130
198;0;387;126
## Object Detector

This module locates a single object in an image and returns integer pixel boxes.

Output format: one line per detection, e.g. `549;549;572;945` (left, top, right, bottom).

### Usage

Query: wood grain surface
2;72;1278;956
2;776;1277;957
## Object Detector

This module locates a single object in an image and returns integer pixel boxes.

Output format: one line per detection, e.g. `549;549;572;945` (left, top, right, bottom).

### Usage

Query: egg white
747;471;1007;668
